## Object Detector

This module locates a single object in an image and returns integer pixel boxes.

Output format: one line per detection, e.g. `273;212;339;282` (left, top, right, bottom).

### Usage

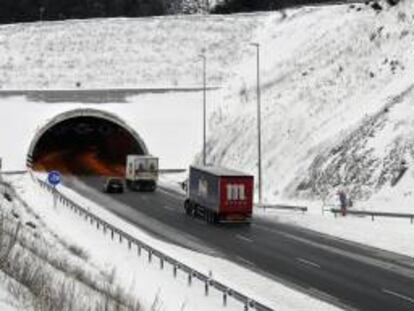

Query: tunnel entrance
28;109;148;176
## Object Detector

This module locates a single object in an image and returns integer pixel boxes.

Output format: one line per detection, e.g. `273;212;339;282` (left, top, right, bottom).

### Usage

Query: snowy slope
206;0;414;210
0;13;272;89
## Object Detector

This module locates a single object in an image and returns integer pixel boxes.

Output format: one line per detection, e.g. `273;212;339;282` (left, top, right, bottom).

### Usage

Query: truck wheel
206;210;214;224
212;213;218;224
184;200;191;215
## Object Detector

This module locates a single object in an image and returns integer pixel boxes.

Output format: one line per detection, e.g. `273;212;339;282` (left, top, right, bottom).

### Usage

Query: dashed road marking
236;234;253;243
382;288;414;304
158;187;182;200
162;205;174;212
296;257;321;269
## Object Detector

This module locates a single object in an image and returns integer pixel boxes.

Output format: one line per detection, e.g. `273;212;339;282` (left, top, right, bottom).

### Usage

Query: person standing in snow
338;190;347;216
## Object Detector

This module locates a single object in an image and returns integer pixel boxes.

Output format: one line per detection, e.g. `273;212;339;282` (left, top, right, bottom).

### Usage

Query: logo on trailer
198;179;208;198
226;184;246;201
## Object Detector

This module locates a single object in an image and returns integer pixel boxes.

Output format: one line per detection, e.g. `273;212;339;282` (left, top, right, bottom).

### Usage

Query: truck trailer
184;165;254;224
126;155;159;191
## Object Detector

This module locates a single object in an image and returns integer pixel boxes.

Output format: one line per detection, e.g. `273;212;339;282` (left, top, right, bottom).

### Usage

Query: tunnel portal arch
27;108;149;176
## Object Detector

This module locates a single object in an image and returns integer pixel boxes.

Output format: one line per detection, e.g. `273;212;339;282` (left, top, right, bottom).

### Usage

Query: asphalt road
65;176;414;311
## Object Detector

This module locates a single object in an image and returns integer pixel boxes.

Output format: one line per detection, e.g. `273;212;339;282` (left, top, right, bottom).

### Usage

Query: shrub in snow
371;2;383;12
386;0;401;6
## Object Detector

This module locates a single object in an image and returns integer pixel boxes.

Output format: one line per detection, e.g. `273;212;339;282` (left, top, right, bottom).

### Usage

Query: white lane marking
162;205;175;212
382;288;414;304
252;224;414;279
157;187;182;200
236;234;253;243
296;257;321;269
236;256;256;267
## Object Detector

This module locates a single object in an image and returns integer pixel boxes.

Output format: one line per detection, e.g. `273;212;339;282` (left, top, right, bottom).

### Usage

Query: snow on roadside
4;173;342;311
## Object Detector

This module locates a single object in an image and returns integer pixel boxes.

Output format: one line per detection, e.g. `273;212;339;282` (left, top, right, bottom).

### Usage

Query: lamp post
251;42;263;206
199;53;207;166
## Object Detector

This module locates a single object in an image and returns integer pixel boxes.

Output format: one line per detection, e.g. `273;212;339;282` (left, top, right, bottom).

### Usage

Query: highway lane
65;176;414;311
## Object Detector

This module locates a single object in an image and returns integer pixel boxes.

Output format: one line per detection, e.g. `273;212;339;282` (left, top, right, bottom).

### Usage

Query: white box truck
126;155;159;191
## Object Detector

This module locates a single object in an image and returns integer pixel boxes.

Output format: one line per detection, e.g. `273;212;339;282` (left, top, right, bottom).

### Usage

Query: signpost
47;171;61;209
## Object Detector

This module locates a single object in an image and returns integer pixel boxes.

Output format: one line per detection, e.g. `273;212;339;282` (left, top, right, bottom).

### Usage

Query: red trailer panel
220;177;253;222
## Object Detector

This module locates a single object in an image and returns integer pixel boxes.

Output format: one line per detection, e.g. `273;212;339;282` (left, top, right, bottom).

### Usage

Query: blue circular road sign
48;171;61;186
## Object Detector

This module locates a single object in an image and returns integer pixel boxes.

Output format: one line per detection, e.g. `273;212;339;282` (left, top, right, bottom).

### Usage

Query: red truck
184;165;254;224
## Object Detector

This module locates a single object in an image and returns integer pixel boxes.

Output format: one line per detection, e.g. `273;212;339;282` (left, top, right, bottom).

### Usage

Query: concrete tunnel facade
27;108;149;176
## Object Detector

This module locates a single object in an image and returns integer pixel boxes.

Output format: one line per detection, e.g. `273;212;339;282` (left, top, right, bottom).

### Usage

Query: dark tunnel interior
31;117;144;176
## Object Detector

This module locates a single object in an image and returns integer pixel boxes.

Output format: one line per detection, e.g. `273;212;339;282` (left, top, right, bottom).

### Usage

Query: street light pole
199;53;207;166
251;43;263;206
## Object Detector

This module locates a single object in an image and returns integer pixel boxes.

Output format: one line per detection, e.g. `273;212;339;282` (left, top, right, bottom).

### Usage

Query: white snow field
1;1;413;211
1;172;341;311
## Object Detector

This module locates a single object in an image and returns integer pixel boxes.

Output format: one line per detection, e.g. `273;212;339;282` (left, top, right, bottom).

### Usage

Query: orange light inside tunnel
33;150;125;177
31;116;144;176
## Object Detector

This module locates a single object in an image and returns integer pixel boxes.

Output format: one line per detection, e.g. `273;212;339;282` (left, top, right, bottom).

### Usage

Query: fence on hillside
331;208;414;224
256;204;307;213
35;177;274;311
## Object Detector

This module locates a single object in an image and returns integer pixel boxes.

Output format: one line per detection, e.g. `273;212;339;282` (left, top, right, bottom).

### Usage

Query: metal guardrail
0;170;28;175
256;204;308;213
158;169;186;174
331;208;414;224
36;178;273;311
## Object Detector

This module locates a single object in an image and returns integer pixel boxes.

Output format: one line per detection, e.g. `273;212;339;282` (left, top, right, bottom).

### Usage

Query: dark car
103;177;124;194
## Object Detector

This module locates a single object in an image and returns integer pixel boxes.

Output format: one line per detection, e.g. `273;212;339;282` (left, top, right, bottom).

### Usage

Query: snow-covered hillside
0;13;270;89
207;0;414;208
1;0;413;209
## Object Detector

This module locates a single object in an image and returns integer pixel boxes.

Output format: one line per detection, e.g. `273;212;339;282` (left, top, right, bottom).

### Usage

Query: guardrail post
111;230;114;240
173;265;177;278
188;272;192;286
137;245;141;256
204;281;209;296
119;234;122;243
371;214;374;221
148;251;152;263
128;240;132;250
160;258;164;270
97;221;100;230
223;291;228;307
